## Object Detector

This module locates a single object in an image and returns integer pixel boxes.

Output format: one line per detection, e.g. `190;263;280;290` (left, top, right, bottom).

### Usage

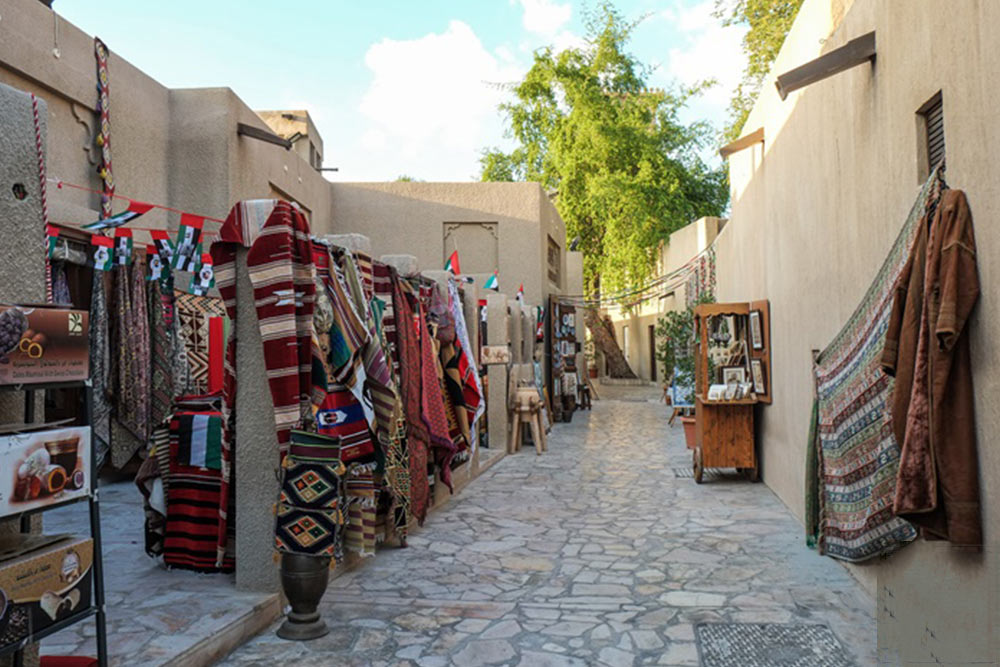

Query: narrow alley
220;391;875;666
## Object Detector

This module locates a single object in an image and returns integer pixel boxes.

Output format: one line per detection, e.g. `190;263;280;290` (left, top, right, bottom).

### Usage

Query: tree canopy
480;4;728;298
715;0;804;140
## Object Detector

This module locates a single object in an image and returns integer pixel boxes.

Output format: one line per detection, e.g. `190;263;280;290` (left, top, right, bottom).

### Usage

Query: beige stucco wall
327;181;567;306
0;0;332;242
605;217;724;382
720;0;999;661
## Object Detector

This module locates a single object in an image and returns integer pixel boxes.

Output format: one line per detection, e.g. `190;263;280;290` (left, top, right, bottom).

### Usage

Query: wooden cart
691;301;772;483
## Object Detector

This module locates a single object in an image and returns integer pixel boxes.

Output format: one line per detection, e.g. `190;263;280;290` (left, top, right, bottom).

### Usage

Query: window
918;92;944;180
547;236;561;285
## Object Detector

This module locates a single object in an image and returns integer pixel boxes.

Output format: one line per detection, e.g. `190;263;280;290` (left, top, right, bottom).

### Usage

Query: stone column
381;254;419;277
485;293;510;455
323;233;371;256
0;84;48;667
233;247;281;593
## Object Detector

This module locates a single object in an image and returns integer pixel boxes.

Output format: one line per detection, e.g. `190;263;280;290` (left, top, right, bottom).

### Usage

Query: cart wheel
745;465;760;482
693;446;704;484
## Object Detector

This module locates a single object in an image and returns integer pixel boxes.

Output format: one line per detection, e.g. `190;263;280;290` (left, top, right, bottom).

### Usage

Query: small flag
536;305;545;341
151;229;175;266
91;235;114;271
516;283;524;303
46;225;59;258
483;271;498;291
173;214;204;270
146;244;164;281
82;199;154;231
190;253;215;295
114;228;133;265
444;250;460;275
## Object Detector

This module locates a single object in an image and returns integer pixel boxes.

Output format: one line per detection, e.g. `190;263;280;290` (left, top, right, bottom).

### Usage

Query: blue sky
57;0;746;181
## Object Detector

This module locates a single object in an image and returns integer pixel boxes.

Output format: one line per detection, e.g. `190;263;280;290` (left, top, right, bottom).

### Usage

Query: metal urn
276;553;331;640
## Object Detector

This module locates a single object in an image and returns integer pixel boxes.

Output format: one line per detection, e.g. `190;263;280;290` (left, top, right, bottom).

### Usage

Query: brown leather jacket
881;189;981;547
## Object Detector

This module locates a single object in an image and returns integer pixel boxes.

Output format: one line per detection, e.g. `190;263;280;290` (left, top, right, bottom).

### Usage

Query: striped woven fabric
806;172;940;562
354;251;375;302
212;200;316;458
164;398;234;572
448;281;485;451
316;388;375;461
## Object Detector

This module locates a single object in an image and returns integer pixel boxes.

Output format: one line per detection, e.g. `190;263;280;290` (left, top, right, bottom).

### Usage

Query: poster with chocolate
0;305;89;385
0;426;91;519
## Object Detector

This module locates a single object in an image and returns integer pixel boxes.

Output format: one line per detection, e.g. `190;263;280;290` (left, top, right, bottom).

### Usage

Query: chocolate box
0;426;91;520
0;304;89;386
0;535;93;648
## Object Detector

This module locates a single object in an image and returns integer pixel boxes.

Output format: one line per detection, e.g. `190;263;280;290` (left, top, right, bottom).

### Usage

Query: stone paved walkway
220;395;876;666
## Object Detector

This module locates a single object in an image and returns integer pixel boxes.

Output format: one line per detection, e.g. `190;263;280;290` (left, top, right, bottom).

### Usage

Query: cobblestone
220;393;875;665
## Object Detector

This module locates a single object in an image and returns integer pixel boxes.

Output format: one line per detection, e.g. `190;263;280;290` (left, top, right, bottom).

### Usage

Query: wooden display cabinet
691;301;771;483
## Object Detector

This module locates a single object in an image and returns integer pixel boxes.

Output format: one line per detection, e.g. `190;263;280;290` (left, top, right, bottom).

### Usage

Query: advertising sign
0;305;90;385
0;426;91;519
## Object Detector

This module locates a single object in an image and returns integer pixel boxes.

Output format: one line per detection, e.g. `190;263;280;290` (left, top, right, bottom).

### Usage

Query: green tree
715;0;804;140
481;4;728;377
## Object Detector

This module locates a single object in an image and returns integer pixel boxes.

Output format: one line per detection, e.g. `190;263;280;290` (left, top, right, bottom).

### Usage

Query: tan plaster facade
603;217;725;382
720;0;999;661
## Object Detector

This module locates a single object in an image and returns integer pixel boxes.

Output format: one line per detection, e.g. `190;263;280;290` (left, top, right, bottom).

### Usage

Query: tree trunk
583;306;637;379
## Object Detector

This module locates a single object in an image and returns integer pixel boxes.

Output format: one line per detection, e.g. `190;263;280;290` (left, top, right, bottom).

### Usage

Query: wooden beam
719;127;764;159
236;122;292;150
775;31;876;100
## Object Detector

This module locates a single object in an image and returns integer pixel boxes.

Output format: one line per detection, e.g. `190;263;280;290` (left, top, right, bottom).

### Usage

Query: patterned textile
805;173;939;562
275;431;346;559
52;262;71;304
111;259;151;467
417;289;458;491
175;290;227;394
136;425;168;558
373;262;401;375
164;427;234;572
90;270;112;465
448;281;485;451
212;200;316;457
392;277;430;525
148;279;191;426
316;389;375;461
355;252;375;302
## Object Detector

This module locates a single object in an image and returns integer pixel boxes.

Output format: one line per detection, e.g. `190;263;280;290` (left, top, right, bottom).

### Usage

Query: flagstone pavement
219;393;876;666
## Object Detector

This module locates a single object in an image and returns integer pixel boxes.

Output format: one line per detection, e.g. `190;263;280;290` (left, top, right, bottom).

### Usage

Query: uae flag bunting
146;244;164;282
91;234;115;271
173;213;204;270
444;250;460;275
46;225;59;258
190;253;215;295
483;271;498;291
81;199;154;231
114;228;133;265
150;229;175;267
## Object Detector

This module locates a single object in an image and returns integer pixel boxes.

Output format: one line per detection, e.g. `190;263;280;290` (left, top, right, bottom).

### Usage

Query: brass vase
276;553;331;640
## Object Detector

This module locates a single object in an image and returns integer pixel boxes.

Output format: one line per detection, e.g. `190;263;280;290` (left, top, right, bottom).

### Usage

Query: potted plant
655;297;709;449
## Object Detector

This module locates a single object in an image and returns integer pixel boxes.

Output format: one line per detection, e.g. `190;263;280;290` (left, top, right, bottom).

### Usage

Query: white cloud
355;20;523;180
665;1;747;108
517;0;571;37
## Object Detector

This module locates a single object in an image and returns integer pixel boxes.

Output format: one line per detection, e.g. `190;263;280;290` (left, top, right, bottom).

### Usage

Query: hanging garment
148;279;192;426
111;259;151;467
392;277;431;525
881;189;982;546
804;171;943;562
163;394;233;572
415;286;458;491
212;199;316;458
174;290;226;394
275;430;347;560
90;270;112;465
136;424;168;558
447;281;485;451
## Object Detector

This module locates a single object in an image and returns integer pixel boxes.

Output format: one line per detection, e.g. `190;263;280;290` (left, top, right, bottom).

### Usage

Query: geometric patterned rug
695;623;855;667
175;290;226;394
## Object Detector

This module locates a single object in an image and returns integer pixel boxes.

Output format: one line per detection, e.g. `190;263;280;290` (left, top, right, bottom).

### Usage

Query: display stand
0;381;108;667
692;301;772;484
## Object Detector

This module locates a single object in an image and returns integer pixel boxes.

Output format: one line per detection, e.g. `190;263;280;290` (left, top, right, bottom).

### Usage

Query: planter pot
588;367;598;379
277;553;331;641
680;416;697;450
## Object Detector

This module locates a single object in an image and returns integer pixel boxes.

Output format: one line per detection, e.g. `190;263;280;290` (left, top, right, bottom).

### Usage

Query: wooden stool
508;389;547;455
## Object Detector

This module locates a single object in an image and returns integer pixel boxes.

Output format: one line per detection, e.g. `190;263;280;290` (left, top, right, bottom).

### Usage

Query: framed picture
707;384;726;401
749;310;764;350
751;358;766;394
721;366;746;386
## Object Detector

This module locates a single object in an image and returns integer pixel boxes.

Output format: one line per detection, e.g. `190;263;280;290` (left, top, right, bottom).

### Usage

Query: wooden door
648;324;657;382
